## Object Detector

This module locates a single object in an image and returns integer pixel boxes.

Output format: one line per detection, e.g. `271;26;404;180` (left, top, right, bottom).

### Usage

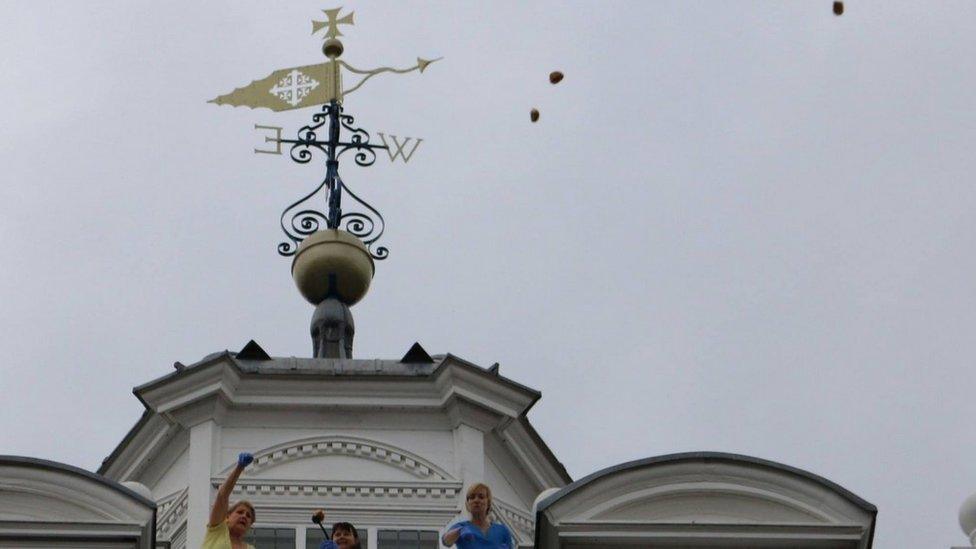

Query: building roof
100;343;571;487
133;343;537;396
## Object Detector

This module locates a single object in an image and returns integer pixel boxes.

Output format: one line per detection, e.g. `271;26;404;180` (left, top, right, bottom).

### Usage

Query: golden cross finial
312;7;354;39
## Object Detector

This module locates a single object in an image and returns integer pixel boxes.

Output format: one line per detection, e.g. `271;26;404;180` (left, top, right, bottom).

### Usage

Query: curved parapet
0;455;156;548
535;452;876;549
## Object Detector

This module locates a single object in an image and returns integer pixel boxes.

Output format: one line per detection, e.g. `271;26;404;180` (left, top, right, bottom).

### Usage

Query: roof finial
210;7;440;355
312;7;354;39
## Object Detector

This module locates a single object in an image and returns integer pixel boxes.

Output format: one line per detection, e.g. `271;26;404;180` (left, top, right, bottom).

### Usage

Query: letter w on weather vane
210;7;440;260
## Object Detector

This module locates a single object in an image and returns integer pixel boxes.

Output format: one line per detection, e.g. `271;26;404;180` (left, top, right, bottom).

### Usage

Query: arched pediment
587;484;831;523
536;452;877;549
0;456;155;523
219;436;455;482
0;456;156;549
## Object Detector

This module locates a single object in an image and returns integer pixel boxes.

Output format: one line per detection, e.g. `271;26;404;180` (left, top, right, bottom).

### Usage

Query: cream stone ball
533;487;562;514
292;230;374;305
960;492;976;542
121;481;152;501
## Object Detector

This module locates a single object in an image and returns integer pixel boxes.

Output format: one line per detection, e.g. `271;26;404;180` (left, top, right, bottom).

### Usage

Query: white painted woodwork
99;354;568;549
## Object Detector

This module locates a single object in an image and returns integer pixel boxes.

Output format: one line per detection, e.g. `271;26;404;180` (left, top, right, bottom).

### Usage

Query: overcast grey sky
2;1;975;546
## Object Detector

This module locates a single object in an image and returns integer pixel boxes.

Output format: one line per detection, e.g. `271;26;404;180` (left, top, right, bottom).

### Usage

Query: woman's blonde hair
227;500;256;525
465;483;493;514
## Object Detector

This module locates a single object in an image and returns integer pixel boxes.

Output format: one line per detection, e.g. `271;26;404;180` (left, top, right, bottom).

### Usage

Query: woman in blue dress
441;483;513;549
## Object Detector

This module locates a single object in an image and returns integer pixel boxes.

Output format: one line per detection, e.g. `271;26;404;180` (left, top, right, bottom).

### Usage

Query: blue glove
459;525;476;541
238;452;254;468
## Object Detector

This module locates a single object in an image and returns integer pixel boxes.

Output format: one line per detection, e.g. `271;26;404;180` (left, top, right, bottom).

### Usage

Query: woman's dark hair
331;522;360;547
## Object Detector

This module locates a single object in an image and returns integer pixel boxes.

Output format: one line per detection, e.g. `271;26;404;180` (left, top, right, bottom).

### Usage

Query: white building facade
3;340;884;549
97;346;571;549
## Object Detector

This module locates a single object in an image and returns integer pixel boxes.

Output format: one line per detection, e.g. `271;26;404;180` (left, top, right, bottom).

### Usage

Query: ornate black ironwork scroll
276;101;389;259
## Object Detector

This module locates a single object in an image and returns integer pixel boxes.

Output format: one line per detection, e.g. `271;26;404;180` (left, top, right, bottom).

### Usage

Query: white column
368;526;377;549
452;423;485;500
186;419;219;549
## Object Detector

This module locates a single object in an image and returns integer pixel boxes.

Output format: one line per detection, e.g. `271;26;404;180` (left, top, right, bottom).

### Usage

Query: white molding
139;358;538;423
169;522;187;549
499;420;565;491
225;479;461;502
145;360;240;421
102;414;178;481
492;498;535;542
220;435;456;482
0;460;155;549
539;457;874;549
554;520;869;544
0;464;153;524
156;488;188;539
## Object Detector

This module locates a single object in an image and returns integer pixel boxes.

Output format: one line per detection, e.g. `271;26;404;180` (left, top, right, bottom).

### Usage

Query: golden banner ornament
210;57;439;112
210;61;341;112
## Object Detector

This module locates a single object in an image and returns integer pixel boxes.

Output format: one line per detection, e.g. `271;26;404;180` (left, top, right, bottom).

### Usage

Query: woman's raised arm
208;452;254;527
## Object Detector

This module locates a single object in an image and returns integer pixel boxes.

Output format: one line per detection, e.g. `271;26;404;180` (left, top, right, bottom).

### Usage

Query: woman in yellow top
202;452;256;549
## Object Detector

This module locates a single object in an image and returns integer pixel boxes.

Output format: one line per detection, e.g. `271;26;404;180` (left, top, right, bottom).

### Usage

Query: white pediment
588;485;829;523
550;459;869;526
253;453;429;482
219;436;456;483
0;457;156;549
0;490;114;522
537;453;876;549
214;437;462;520
0;459;154;524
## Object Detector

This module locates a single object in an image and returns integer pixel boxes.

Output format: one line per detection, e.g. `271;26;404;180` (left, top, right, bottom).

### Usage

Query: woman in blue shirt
441;483;513;549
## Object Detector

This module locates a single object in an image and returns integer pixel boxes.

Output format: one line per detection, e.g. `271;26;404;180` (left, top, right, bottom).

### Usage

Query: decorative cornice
138;355;539;422
499;420;569;491
218;435;456;481
100;415;179;482
155;488;188;538
169;522;187;549
493;498;535;540
253;505;458;529
224;479;461;501
139;357;240;420
447;399;504;432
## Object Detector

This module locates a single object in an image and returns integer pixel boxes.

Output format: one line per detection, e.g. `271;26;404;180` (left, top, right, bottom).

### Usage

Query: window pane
419;531;438;549
377;530;436;549
397;530;418;549
275;528;295;549
246;527;295;549
307;527;326;549
377;530;398;549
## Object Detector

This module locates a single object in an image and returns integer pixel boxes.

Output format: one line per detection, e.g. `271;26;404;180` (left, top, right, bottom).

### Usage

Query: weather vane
210;7;440;260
